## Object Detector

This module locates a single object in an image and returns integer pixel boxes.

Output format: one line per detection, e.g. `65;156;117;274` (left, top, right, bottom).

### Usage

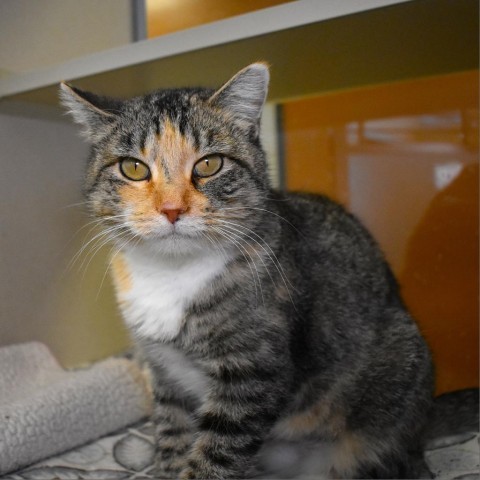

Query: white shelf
0;0;476;108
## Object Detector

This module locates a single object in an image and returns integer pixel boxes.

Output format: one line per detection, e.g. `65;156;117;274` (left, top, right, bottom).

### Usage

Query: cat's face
61;64;271;255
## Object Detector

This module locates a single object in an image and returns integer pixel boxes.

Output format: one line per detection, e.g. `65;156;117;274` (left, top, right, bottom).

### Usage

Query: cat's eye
193;155;223;178
119;158;151;181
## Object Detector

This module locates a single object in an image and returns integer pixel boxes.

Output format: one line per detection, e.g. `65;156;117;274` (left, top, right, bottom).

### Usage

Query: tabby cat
60;63;434;479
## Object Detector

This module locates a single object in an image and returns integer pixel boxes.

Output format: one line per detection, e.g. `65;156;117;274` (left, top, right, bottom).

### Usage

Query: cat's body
61;64;434;479
116;192;433;479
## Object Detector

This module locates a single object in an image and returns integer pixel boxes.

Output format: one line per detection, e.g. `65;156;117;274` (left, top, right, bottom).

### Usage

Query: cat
60;63;435;479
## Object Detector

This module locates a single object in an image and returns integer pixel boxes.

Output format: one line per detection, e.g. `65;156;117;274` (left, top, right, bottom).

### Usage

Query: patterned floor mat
2;421;478;479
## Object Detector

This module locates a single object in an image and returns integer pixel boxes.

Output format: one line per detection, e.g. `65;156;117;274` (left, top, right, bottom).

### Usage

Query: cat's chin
121;218;218;256
130;232;218;258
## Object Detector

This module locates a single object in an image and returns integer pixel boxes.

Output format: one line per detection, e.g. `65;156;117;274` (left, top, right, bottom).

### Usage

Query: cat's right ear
59;83;121;141
208;63;269;132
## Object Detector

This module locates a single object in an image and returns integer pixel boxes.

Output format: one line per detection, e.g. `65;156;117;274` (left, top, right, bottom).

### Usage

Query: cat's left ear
209;63;269;131
59;83;122;141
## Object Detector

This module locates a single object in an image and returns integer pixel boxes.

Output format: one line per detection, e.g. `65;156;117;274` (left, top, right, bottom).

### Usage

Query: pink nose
161;207;185;224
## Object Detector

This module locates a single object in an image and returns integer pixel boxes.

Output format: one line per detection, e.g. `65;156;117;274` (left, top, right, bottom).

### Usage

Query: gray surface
3;423;478;479
0;343;151;475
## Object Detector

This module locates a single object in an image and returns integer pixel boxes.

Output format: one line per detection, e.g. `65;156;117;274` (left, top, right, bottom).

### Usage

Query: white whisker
60;201;90;210
96;233;143;301
73;224;127;272
216;221;297;310
79;226;130;282
64;213;133;263
201;231;230;265
215;225;278;306
211;226;263;306
216;219;295;291
219;206;306;239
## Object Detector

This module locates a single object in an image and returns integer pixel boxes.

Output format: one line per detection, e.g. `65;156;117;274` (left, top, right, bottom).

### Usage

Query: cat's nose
161;206;185;224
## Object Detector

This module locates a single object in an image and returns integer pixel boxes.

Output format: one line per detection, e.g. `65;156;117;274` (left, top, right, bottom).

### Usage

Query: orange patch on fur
117;119;211;231
111;253;132;295
330;431;384;478
156;119;200;179
273;398;346;440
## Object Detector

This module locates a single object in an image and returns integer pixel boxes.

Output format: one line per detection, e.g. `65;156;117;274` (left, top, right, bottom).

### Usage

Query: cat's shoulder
282;191;342;212
271;190;383;257
273;191;362;232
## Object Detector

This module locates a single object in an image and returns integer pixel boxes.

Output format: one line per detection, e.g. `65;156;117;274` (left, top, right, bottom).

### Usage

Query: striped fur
61;64;434;479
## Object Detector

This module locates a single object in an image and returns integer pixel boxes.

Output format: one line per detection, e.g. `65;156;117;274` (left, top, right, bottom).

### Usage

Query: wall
0;107;130;367
0;0;133;75
0;0;135;366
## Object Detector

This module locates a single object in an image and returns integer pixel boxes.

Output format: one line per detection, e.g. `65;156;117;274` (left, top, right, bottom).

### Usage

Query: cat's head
60;63;272;256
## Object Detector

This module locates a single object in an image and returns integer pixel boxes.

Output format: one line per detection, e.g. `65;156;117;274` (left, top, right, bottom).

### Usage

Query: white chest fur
112;246;227;341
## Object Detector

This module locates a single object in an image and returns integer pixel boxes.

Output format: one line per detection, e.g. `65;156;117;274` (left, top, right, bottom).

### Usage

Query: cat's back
276;191;391;275
272;191;404;321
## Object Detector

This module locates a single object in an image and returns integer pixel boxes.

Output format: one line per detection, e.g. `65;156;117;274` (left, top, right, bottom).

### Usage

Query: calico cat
60;63;434;479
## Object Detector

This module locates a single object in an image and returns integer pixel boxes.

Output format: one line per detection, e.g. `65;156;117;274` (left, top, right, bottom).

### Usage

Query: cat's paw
153;462;184;479
180;464;232;479
180;466;196;479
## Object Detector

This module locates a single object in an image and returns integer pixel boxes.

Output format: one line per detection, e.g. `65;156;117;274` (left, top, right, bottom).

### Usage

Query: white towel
0;342;152;475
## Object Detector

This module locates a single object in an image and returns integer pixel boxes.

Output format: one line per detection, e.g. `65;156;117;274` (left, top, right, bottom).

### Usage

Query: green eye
193;155;223;178
119;158;151;181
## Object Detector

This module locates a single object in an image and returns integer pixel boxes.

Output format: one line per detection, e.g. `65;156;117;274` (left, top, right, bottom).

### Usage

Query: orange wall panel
282;71;479;394
146;0;293;38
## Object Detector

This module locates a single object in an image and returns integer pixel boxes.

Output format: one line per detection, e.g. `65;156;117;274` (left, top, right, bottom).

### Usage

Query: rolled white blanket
0;342;152;475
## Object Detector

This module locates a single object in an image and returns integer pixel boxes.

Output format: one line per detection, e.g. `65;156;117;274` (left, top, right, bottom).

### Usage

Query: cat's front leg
180;411;265;479
153;387;194;478
180;371;285;479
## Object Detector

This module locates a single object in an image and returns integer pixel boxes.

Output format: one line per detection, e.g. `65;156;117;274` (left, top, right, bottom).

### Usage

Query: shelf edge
0;0;411;99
